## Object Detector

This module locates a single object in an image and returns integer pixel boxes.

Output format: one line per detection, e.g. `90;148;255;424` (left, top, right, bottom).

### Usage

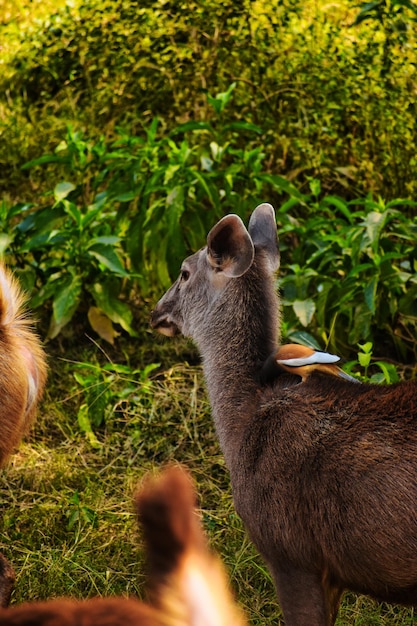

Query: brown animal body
151;203;417;625
0;265;47;606
0;466;247;626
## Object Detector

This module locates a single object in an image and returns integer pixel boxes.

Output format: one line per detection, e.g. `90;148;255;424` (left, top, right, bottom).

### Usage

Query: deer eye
181;269;190;282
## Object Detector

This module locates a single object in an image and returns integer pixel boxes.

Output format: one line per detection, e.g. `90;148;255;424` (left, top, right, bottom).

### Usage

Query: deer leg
0;552;15;608
270;566;343;626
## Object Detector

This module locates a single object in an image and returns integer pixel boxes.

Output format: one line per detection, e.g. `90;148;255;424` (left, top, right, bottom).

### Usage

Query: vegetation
1;0;417;624
2;0;417;199
1;121;416;364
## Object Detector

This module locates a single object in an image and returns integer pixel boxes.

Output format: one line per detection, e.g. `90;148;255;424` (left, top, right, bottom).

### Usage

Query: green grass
0;327;415;625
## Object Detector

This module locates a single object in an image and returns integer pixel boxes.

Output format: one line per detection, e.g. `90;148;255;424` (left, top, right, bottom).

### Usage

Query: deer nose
150;309;180;337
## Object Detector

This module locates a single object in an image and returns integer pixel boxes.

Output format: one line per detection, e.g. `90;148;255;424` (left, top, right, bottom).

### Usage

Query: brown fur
0;554;15;609
0;265;47;606
0;265;47;465
151;204;417;625
0;466;247;626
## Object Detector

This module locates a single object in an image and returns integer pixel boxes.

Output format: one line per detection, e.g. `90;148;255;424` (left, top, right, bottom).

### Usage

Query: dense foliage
1;0;417;198
1;114;417;364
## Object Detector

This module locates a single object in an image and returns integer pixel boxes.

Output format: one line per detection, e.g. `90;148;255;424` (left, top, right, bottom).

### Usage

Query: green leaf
91;282;136;336
47;274;82;339
54;181;76;203
17;205;66;235
322;196;353;223
293;299;316;327
88;243;129;277
347;263;375;278
358;341;373;368
21;154;68;170
30;279;63;309
21;231;59;252
80;505;98;526
351;0;382;26
284;330;322;350
373;361;400;384
146;117;160;143
171;121;214;134
358;351;372;368
63;200;82;227
358;341;373;353
5;202;33;219
369;372;386;384
260;173;308;203
394;0;417;13
193;170;219;207
80;204;104;230
207;82;236;114
90;236;121;246
309;178;321;197
200;156;213;172
165;185;186;230
77;404;101;449
364;274;378;313
363;210;388;253
164;164;181;185
113;191;137;202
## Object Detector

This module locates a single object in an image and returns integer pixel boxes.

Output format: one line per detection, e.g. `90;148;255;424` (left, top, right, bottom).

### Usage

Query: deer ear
248;203;280;272
207;215;254;278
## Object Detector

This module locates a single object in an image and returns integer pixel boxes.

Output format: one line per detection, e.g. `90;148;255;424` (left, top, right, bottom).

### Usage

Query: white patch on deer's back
19;344;40;414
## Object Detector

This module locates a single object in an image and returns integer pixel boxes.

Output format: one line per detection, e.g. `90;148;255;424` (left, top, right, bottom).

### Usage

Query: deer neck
197;265;280;468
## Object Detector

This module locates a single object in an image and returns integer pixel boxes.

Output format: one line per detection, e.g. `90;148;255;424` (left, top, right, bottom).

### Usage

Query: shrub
1;0;417;198
1;117;417;364
277;184;417;364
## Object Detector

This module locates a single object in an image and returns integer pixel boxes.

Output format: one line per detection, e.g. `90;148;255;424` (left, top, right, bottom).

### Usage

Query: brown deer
151;203;417;625
0;466;247;626
0;265;47;606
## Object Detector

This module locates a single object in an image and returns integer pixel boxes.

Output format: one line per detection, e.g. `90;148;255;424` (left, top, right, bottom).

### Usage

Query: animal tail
0;265;47;465
136;465;247;626
335;366;361;383
0;466;247;625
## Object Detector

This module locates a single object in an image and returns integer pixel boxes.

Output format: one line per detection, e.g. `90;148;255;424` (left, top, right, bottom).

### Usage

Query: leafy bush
0;145;135;342
1;100;416;361
277;184;417;364
1;0;417;199
0;107;271;339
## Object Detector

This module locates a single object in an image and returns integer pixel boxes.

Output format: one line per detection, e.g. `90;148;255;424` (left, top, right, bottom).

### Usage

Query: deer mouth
150;310;180;337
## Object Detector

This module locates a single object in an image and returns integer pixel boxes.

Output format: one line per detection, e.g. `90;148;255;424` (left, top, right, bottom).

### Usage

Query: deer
150;203;417;625
0;465;247;626
0;265;48;607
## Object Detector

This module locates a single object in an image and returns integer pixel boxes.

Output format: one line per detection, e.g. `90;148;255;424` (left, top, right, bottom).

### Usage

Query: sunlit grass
0;0;70;61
